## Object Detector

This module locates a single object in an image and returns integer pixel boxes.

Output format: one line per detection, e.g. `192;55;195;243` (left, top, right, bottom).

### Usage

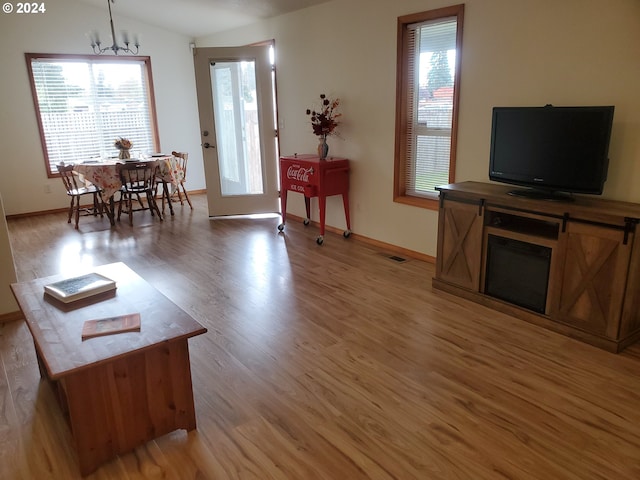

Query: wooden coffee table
10;262;207;476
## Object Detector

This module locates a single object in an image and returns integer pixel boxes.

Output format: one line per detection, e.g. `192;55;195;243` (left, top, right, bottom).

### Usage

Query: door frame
193;44;279;217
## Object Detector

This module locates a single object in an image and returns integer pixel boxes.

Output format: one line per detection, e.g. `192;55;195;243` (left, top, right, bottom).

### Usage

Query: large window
26;54;159;177
394;5;464;209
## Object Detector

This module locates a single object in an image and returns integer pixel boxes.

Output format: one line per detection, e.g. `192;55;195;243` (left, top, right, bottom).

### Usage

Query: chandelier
90;0;139;55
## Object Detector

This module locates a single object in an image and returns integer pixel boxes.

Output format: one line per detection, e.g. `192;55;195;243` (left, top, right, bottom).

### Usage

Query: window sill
393;194;439;211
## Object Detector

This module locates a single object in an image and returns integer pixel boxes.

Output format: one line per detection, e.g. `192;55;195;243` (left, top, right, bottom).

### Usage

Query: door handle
203;142;214;149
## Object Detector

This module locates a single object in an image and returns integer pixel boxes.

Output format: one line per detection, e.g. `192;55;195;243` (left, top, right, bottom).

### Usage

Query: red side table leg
342;192;351;231
278;189;287;231
317;194;327;244
304;196;311;221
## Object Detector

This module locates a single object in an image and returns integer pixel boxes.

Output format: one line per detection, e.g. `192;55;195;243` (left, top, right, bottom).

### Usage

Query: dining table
73;155;185;226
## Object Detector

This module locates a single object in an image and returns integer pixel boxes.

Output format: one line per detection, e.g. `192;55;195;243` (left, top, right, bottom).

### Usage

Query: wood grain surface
11;262;206;379
10;262;206;474
2;194;640;479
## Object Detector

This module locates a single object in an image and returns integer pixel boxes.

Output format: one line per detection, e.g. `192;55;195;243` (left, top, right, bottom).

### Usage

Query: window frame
25;53;160;178
393;4;464;210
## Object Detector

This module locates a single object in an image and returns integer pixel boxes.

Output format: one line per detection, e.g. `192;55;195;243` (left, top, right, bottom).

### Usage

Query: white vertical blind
404;17;457;197
29;56;157;175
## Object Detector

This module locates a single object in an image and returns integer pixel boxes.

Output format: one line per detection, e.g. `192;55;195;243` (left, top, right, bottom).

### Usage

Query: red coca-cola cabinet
278;154;351;245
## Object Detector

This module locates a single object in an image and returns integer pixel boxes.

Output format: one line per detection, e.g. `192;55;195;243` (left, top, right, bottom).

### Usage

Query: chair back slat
119;162;158;191
56;163;103;228
117;160;163;225
57;164;82;193
171;151;188;179
160;151;192;210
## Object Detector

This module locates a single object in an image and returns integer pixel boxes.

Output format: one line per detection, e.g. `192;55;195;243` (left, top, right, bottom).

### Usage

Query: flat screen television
488;105;615;201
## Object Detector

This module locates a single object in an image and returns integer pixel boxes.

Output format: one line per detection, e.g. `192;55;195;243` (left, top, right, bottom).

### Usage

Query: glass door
194;46;278;216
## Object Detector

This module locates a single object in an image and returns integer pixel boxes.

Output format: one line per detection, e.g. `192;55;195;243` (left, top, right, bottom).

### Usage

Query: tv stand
433;181;640;352
507;188;575;202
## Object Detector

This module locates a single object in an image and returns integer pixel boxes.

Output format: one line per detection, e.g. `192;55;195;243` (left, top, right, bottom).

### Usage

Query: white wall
1;0;639;259
0;194;18;315
0;0;205;216
198;0;640;256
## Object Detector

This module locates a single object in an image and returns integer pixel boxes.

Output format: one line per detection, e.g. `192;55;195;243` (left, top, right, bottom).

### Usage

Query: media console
433;181;640;352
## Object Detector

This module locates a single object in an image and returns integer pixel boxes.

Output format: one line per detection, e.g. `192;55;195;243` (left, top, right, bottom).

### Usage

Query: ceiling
78;0;332;38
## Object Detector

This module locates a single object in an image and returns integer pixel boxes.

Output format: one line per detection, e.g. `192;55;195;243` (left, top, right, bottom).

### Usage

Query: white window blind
28;56;157;175
404;17;458;197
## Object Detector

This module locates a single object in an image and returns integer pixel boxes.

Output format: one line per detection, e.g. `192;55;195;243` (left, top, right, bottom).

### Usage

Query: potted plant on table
114;137;132;160
306;94;341;159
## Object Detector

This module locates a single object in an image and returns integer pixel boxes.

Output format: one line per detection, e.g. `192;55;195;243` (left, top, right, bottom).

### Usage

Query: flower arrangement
114;137;132;150
115;137;132;159
306;94;341;139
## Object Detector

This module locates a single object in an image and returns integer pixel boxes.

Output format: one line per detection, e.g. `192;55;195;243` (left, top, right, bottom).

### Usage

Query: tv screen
489;105;614;200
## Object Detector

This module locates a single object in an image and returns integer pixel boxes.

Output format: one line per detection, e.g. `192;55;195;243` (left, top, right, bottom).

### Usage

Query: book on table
44;272;116;303
81;313;141;340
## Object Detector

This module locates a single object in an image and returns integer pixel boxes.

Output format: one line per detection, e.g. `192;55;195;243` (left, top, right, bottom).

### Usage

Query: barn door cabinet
550;221;633;338
435;196;484;291
433;181;640;352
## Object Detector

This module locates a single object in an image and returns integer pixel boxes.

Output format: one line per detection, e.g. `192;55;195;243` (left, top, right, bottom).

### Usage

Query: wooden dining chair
57;164;103;229
117;161;163;226
170;151;193;209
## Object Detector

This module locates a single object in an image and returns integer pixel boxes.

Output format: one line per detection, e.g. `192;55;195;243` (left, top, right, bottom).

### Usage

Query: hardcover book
81;313;141;340
44;272;116;303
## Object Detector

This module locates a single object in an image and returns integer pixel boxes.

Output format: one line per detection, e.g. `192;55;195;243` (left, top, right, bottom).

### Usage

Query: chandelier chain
90;0;139;55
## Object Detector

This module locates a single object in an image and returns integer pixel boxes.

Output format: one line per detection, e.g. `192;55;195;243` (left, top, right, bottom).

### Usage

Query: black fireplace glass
484;235;552;314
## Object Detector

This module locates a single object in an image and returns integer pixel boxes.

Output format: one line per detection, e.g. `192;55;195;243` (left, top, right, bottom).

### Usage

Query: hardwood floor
2;194;640;479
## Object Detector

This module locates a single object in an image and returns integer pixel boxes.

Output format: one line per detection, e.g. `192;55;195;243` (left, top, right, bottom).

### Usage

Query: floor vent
388;255;407;263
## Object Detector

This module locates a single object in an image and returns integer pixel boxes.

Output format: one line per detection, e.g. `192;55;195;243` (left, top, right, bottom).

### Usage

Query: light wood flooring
2;194;640;479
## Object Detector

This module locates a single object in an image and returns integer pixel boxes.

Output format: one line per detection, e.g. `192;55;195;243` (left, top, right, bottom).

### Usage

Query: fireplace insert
484;235;552;314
